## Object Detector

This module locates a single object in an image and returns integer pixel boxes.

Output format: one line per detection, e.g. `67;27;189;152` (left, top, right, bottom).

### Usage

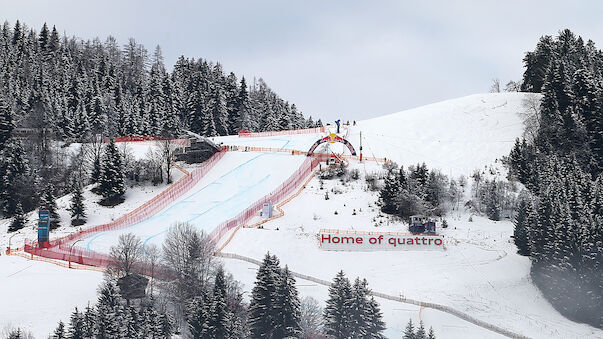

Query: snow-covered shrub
365;172;380;191
349;168;360;180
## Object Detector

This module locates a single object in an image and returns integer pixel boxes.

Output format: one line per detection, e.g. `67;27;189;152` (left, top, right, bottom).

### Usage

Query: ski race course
1;93;602;338
82;151;308;253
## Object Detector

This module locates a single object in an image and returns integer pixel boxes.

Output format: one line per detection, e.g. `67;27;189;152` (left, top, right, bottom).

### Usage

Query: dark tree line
52;230;389;339
508;29;603;328
53;224;250;339
379;162;461;218
0;19;317;222
323;271;386;339
50;282;172;339
0;20;311;141
469;170;517;221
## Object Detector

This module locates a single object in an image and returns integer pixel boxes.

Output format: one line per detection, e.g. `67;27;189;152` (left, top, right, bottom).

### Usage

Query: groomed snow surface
82;152;307;253
1;92;601;338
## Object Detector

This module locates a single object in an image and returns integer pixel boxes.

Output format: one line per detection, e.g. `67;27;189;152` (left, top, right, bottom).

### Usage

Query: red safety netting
238;126;325;138
106;136;189;146
23;147;321;276
207;156;320;244
24;147;228;266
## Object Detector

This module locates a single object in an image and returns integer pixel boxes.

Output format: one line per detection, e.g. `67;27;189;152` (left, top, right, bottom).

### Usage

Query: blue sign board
38;210;50;244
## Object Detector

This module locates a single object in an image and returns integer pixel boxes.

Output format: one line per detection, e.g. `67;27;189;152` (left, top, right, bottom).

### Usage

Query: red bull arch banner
319;229;444;251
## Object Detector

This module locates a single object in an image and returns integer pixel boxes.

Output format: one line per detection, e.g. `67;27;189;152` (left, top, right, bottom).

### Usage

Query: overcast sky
2;0;602;121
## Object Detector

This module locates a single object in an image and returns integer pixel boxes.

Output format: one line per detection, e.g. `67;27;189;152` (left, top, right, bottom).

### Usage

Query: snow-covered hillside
3;92;601;338
219;161;600;338
349;93;540;176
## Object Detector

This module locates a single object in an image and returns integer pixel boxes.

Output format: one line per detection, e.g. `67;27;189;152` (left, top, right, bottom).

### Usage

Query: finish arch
307;133;357;156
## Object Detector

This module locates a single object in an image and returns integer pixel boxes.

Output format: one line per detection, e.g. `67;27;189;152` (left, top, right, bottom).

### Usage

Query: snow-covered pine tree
161;73;179;137
571;69;603;173
52;321;66;339
70;181;86;225
289;103;303;128
485;180;501;221
95;282;123;338
513;195;531;256
410;163;429;192
213;86;229;136
159;312;173;338
248;253;282;337
427;327;436;339
307;116;314;128
8;202;27;232
274;266;301;338
89;85;107;134
147;47;167;136
380;171;401;214
323;270;353;339
82;304;95;338
0;96;14;151
236;77;255;132
189;88;206;135
0;137;28;216
260;105;279;132
187;294;211;339
278;102;292;130
403;319;415;339
40;184;59;220
208;266;228;338
123;305;142;338
366;296;386;338
203;96;218;137
415;321;426;339
98;138;125;204
67;307;85;339
521;35;554;93
349;277;370;338
73;101;91;141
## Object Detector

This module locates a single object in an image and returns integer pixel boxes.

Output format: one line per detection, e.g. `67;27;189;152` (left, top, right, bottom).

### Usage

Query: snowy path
81;151;307;253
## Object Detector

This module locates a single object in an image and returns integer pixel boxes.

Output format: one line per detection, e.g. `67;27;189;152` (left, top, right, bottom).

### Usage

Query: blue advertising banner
38;210;50;244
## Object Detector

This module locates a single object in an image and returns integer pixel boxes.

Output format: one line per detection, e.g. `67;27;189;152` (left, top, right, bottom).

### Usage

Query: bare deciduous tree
505;80;522;92
108;233;143;278
490;78;501;93
144;243;161;295
519;93;541;143
158;138;176;184
83;134;105;179
162;222;215;303
299;296;325;339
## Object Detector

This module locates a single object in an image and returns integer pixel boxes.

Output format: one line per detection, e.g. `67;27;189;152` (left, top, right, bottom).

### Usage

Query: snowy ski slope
83;151;307;253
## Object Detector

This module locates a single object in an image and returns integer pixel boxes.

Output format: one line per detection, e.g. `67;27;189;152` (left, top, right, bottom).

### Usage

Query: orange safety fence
207;156;320;244
23;147;229;268
319;229;420;236
20;145;372;275
238;126;326;138
215;165;318;254
22;146;321;277
106;136;189;146
227;145;389;164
